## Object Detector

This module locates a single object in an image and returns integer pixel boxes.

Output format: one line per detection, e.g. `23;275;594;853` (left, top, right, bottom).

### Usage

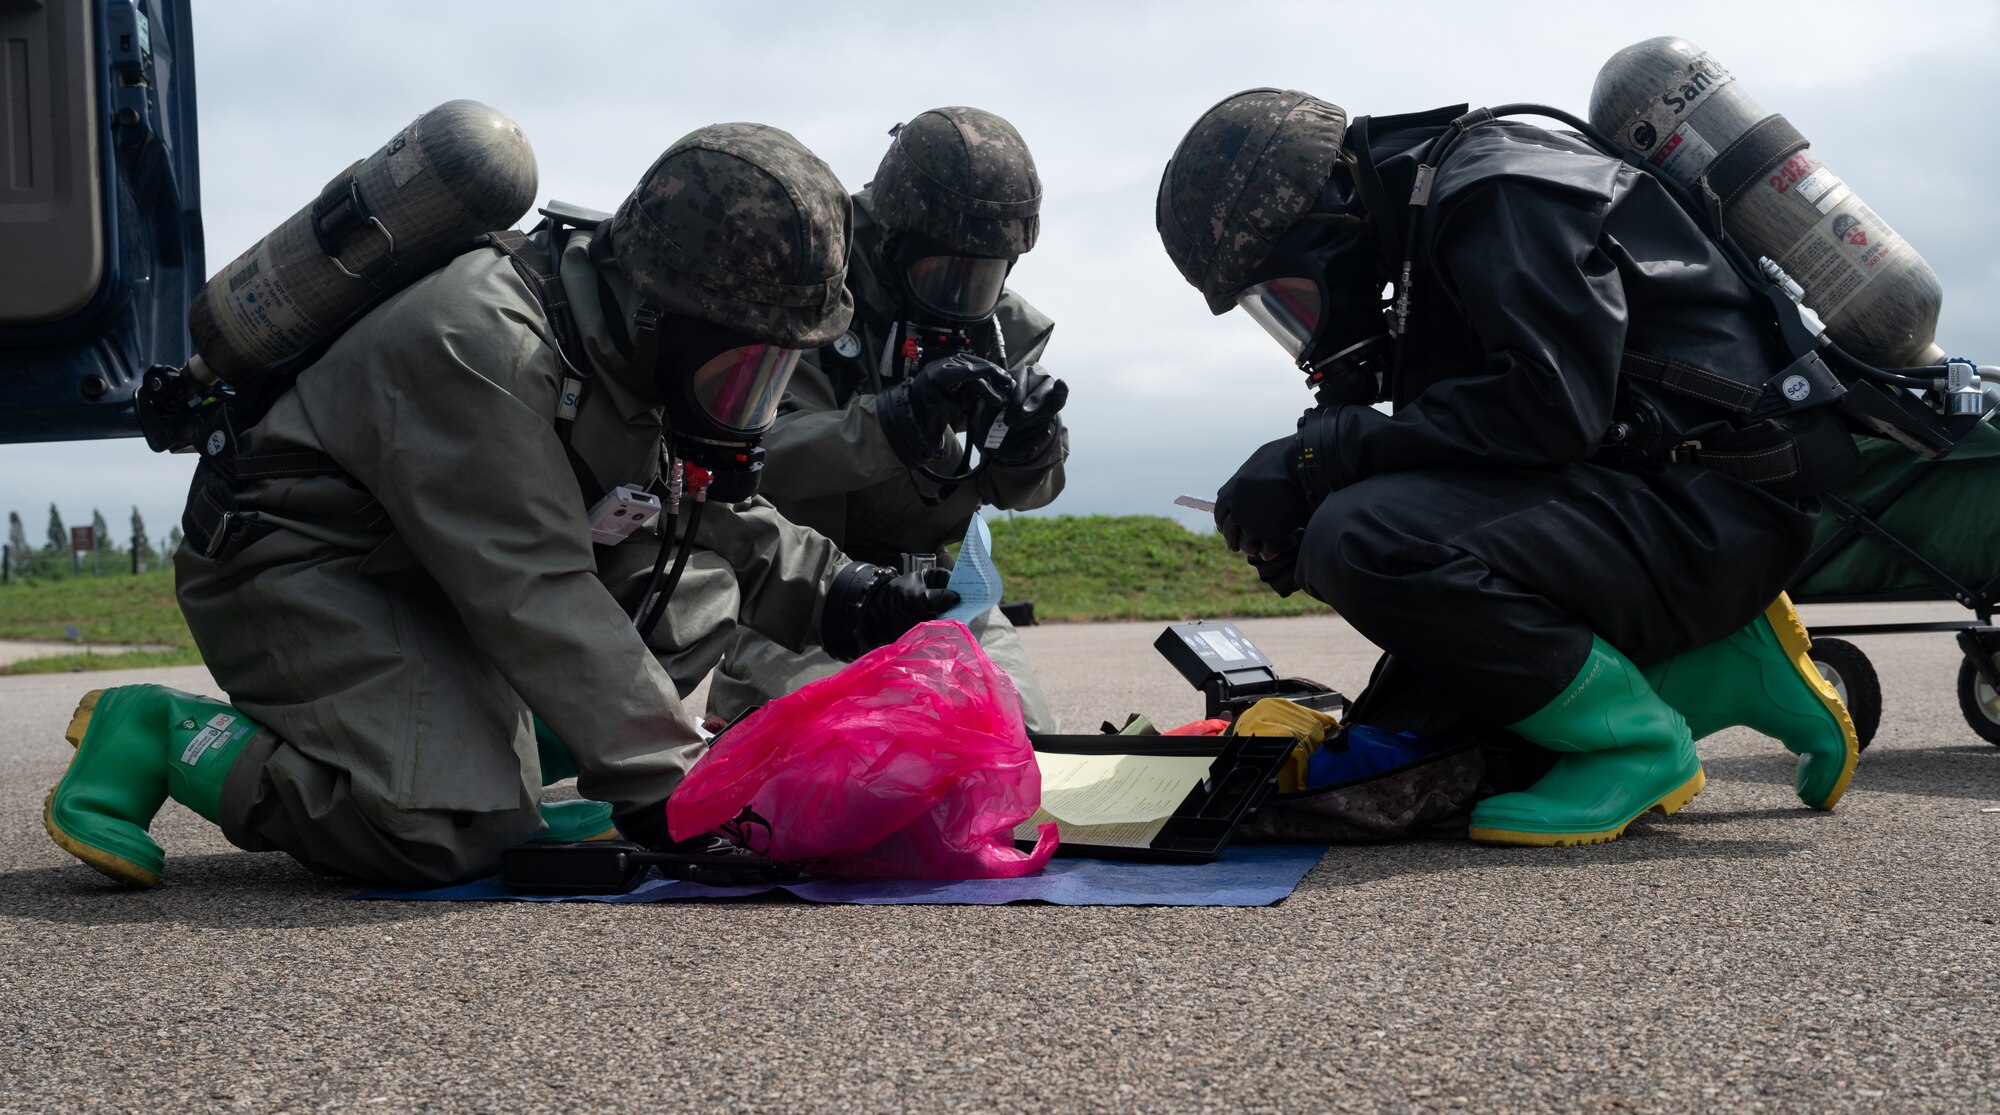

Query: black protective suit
1299;117;1831;729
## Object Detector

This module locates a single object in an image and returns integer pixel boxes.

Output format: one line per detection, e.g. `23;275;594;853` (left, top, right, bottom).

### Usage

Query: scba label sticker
1782;375;1812;403
1831;212;1891;270
1793;166;1851;215
224;243;320;366
384;128;428;189
1645;123;1717;179
1625;54;1735;157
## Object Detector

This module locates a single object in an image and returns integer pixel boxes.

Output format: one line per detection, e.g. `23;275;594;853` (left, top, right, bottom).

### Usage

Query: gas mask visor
685;342;802;437
1237;276;1323;360
903;254;1010;322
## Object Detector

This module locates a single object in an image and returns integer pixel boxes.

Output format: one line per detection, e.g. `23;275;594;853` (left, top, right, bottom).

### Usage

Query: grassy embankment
0;515;1323;674
0;569;200;675
985;514;1323;622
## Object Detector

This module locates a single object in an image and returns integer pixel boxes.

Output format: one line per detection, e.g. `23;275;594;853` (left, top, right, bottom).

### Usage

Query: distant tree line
2;504;182;581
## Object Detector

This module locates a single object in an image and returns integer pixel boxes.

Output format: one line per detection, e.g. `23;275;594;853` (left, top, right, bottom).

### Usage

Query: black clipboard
1020;732;1293;863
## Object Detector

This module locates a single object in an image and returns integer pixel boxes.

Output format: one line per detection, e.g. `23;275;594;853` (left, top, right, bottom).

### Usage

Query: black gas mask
891;234;1013;325
876;235;1015;387
864;236;1023;484
629;307;802;504
1233;162;1393;407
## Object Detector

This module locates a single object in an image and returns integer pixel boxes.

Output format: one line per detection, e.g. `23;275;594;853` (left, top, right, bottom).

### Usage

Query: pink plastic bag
668;620;1058;879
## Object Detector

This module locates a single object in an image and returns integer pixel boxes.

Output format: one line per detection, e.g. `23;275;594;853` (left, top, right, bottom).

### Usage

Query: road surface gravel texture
0;606;1995;1112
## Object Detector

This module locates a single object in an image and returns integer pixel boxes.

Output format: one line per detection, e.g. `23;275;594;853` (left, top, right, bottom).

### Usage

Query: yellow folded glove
1233;697;1343;793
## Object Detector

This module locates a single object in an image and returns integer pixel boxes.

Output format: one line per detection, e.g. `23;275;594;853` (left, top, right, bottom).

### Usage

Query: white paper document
1013;751;1215;850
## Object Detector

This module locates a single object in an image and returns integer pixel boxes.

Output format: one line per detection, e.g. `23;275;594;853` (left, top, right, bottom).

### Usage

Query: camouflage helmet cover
871;107;1042;258
606;123;854;348
1157;89;1349;314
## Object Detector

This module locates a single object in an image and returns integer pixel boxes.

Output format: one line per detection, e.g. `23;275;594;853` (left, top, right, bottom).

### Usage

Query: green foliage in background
985;514;1325;622
0;568;200;674
0;516;1323;674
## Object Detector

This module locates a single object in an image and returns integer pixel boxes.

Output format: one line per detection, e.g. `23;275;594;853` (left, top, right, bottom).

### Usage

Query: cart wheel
1810;638;1880;752
1956;654;2000;747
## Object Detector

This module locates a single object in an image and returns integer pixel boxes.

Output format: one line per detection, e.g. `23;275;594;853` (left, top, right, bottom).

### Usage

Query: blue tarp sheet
354;843;1328;907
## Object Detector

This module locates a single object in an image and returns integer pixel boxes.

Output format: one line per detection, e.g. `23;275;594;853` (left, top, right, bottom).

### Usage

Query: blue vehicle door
0;0;201;443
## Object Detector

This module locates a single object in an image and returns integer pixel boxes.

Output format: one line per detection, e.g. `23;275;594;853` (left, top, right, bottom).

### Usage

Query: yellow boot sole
63;688;100;748
1765;593;1860;811
1468;768;1706;847
45;690;159;887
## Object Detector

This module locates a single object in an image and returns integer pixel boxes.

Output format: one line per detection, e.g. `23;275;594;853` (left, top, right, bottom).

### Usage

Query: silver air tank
1590;37;1944;368
186;100;537;384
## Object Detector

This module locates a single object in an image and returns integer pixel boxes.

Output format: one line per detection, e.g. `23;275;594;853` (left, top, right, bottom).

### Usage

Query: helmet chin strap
631;303;663;388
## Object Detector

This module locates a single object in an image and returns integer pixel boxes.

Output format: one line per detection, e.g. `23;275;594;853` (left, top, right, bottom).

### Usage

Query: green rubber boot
1642;594;1858;811
1469;638;1705;847
533;716;579;785
528;719;615;840
532;798;618;843
45;686;262;887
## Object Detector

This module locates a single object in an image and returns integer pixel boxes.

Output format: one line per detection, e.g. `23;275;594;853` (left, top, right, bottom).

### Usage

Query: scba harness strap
1619;345;1845;421
184;456;391;562
1382;106;1855;498
1595;345;1857;496
484;226;606;502
1698;114;1810;219
185;225;611;563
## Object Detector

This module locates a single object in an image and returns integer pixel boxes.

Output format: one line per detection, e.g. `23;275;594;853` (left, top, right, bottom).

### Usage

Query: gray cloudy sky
6;0;1999;543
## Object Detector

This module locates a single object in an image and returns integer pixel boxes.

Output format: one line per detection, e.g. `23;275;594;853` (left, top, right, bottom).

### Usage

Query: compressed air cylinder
187;99;537;384
1590;37;1943;367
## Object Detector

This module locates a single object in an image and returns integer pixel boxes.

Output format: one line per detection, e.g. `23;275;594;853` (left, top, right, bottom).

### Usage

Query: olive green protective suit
175;227;849;885
705;190;1065;731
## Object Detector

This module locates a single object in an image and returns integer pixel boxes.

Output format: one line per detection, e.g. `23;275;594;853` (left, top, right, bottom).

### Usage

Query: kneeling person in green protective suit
705;107;1069;733
45;125;960;889
1156;91;1860;845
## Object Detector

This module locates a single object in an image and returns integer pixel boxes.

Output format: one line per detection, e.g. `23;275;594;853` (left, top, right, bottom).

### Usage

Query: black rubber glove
610;804;792;884
979;365;1069;465
612;803;741;856
877;353;1014;467
866;565;960;647
1247;549;1302;598
822;562;962;661
1214;432;1315;563
1292;405;1344;502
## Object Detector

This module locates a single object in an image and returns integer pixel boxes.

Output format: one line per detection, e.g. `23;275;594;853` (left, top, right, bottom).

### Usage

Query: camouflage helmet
606;123;854;348
1157;89;1349;314
871;107;1041;258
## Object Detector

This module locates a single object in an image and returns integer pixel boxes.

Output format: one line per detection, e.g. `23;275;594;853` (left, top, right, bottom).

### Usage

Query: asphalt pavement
2;606;1996;1112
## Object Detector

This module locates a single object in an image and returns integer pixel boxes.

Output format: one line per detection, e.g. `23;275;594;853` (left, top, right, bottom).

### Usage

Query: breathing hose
629;510;679;626
637;498;705;641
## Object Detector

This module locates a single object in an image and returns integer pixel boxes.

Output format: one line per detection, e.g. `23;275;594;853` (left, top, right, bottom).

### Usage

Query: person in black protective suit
1157;90;1864;846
